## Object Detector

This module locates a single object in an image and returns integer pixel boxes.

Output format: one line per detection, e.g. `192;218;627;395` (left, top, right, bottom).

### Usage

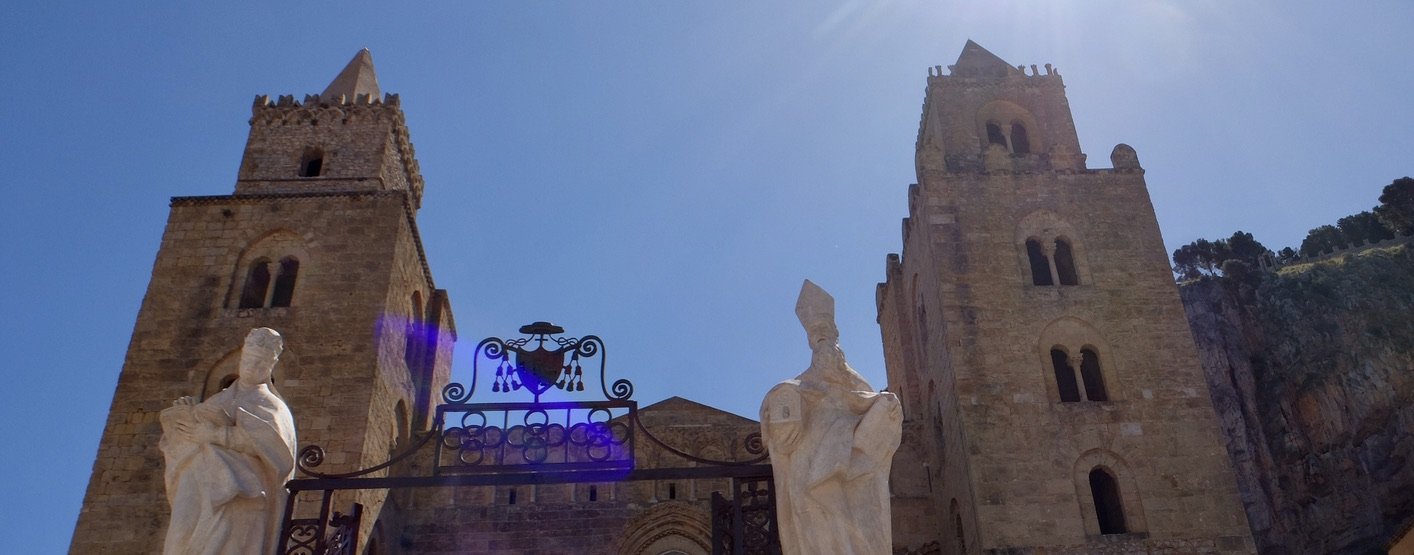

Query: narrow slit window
507;488;517;505
269;257;299;307
954;513;966;553
668;483;677;500
239;259;272;309
1080;348;1108;402
1055;239;1078;285
405;292;423;371
1026;239;1053;286
588;485;598;502
1010;122;1031;154
1051;348;1081;402
1090;468;1127;534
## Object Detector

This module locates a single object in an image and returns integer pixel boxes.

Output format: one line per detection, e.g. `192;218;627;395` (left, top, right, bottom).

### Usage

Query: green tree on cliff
1336;211;1394;245
1300;224;1345;257
1374;176;1414;234
1172;231;1268;280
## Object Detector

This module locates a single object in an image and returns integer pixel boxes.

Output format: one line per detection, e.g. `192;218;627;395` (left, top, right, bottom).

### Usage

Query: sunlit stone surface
762;280;903;555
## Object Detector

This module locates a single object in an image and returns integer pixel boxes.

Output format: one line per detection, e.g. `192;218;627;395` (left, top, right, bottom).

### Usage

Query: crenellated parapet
914;41;1086;180
239;88;425;209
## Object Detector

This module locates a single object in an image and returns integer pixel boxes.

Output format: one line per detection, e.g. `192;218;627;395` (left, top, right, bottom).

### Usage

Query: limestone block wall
882;164;1255;554
235;97;424;207
381;397;760;554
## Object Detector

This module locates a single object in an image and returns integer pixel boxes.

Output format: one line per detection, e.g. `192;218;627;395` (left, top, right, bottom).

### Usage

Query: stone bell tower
877;41;1255;554
70;50;456;554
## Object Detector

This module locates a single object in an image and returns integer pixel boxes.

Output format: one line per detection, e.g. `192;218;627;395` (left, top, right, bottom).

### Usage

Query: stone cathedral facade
74;43;1258;554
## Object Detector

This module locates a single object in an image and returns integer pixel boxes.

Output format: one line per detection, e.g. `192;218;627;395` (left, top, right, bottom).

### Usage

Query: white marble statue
160;327;297;555
761;280;904;555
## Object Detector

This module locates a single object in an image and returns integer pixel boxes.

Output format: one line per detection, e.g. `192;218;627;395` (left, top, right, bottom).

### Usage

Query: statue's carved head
240;327;284;385
796;280;871;391
795;280;839;351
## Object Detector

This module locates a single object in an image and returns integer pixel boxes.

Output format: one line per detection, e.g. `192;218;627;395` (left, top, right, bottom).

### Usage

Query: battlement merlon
926;62;1064;83
252;92;402;110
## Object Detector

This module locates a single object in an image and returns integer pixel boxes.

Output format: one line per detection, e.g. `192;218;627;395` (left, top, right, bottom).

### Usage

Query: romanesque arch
1036;317;1117;403
1015;210;1090;287
1071;449;1147;536
226;229;312;309
616;501;712;555
975;99;1043;155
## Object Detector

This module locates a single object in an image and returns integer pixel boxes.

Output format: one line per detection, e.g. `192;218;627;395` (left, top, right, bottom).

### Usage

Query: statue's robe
160;384;296;555
761;367;902;555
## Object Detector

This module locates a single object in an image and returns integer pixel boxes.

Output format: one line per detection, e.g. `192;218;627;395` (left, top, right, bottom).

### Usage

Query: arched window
1089;467;1127;534
1050;348;1081;402
1054;239;1078;285
1010;121;1031;154
239;259;272;309
1026;239;1053;286
299;147;324;177
1016;211;1086;288
240;257;299;309
986;122;1007;148
269;257;299;307
1079;348;1108;402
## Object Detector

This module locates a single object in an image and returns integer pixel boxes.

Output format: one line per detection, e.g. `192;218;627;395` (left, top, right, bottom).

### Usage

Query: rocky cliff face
1180;245;1414;554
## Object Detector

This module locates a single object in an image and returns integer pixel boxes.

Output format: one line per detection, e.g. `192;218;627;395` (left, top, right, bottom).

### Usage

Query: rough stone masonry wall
384;399;760;554
882;162;1255;554
1180;245;1414;554
235;100;423;206
70;192;422;554
881;187;978;555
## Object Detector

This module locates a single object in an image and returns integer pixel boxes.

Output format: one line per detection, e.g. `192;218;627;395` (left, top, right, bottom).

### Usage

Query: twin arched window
1026;237;1079;286
1049;346;1108;402
985;119;1032;154
239;256;300;309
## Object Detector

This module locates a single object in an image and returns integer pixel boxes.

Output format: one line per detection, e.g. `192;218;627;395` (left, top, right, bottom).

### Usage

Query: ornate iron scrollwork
282;322;779;555
454;321;630;403
433;322;637;475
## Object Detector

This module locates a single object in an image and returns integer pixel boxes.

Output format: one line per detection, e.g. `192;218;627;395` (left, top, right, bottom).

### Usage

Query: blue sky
2;1;1411;552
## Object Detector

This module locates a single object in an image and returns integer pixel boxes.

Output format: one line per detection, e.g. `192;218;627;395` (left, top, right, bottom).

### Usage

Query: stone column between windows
1068;352;1088;401
255;260;276;307
1042;241;1061;286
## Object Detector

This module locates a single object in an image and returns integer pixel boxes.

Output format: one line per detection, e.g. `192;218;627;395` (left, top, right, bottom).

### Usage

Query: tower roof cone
950;40;1021;77
321;48;381;99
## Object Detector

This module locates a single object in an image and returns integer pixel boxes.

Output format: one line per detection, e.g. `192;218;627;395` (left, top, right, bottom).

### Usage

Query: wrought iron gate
277;322;779;555
711;477;781;555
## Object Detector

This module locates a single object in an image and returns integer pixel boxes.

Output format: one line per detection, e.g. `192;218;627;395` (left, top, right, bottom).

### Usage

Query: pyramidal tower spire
322;48;381;99
949;39;1022;78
